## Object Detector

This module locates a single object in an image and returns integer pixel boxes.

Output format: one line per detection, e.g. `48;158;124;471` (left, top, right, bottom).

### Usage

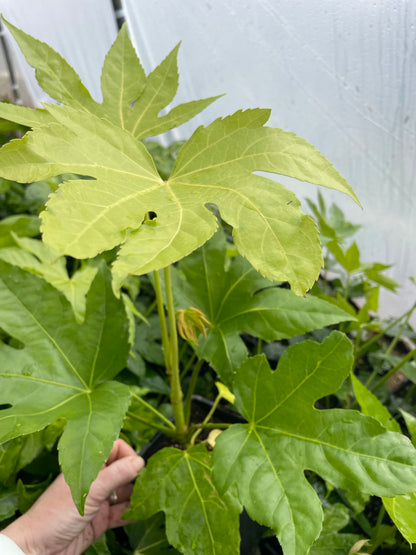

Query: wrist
2;515;39;555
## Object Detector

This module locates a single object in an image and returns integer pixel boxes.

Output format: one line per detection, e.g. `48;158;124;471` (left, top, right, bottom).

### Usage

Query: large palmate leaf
0;21;358;295
173;230;355;380
213;332;416;555
351;375;416;545
125;444;241;554
0;262;131;511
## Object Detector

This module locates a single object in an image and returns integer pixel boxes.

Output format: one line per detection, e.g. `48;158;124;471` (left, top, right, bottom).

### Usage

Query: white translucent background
1;0;415;322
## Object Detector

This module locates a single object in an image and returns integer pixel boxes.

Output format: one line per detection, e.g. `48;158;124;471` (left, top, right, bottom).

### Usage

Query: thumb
86;455;145;507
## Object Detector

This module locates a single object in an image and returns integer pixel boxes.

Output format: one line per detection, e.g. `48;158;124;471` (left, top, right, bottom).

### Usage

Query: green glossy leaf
0;487;17;520
174;230;355;381
0;23;358;295
84;535;111;555
213;332;416;555
383;493;416;545
0;262;131;511
0;215;40;247
310;504;362;555
351;374;401;432
401;410;416;446
17;476;51;513
126;513;181;554
352;381;416;546
0;235;98;321
126;445;241;554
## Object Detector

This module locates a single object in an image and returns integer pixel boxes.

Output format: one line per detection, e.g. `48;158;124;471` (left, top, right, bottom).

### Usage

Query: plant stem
164;266;187;441
397;383;416;410
130;391;175;430
190;393;221;445
385;300;416;356
372;505;385;543
144;298;157;318
184;358;204;424
257;338;263;355
180;351;197;381
126;411;175;437
357;302;416;359
192;422;230;431
371;347;416;393
153;270;170;370
178;340;190;367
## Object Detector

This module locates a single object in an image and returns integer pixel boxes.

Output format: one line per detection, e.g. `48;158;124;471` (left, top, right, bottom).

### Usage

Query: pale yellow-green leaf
99;23;146;128
0;24;359;296
2;17;96;111
0;103;53;127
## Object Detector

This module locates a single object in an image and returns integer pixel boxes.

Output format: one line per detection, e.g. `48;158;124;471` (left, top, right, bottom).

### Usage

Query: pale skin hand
3;439;145;555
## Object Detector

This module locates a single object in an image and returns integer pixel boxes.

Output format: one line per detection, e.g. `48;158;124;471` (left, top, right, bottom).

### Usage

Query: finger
106;439;138;465
108;483;134;505
88;455;144;505
107;501;136;529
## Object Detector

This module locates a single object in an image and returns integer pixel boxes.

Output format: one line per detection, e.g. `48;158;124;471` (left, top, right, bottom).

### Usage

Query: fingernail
129;455;145;473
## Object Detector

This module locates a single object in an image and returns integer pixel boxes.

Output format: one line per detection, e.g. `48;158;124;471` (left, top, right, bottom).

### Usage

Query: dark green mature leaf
0;22;358;295
310;504;362;555
213;332;416;555
352;376;416;546
126;513;181;554
0;235;97;322
0;263;131;511
174;230;355;381
0;215;40;247
0;487;17;520
84;535;111;555
126;445;241;554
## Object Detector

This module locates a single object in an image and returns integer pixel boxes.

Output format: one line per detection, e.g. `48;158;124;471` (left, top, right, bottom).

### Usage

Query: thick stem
153;270;170;370
164;266;187;440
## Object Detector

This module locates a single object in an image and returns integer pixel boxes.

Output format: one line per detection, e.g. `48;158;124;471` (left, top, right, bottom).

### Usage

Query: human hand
2;439;145;555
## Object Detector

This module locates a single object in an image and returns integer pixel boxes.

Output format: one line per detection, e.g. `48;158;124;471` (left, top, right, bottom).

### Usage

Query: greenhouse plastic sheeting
0;0;415;323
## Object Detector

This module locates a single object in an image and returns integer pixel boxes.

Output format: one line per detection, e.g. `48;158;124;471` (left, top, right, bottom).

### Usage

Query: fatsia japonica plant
0;17;416;555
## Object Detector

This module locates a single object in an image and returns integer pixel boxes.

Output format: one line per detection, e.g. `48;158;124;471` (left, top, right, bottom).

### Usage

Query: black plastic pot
137;395;274;555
